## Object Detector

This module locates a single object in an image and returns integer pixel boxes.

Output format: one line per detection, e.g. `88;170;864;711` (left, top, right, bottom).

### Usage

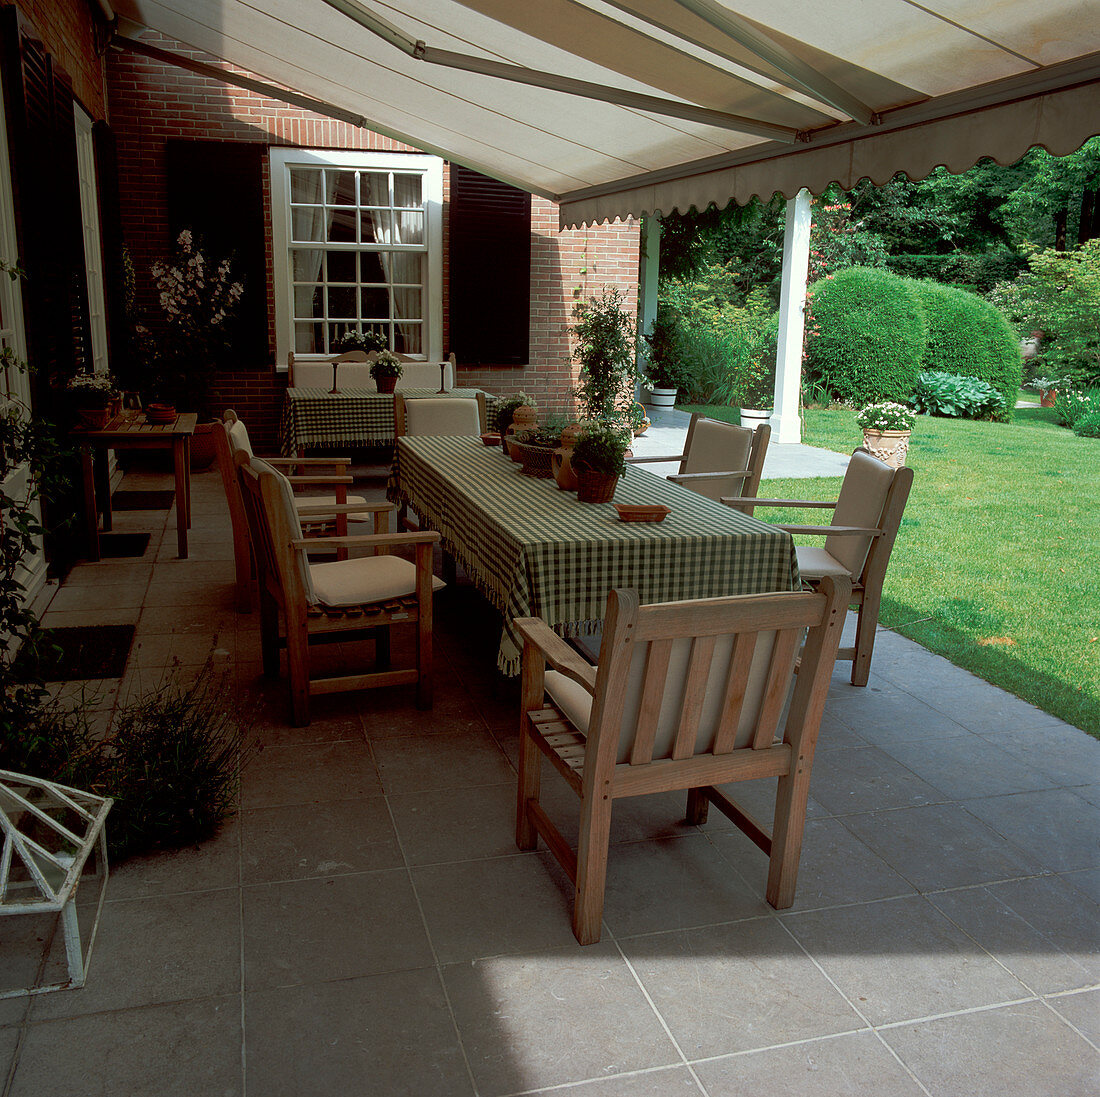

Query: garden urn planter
739;408;771;431
648;387;677;408
551;424;583;492
862;428;911;468
576;468;619;504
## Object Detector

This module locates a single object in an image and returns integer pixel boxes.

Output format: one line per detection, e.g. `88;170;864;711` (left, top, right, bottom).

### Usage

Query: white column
636;214;660;388
771;188;812;444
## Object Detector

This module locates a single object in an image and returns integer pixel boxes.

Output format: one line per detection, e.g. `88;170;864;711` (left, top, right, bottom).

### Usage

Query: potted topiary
370;350;404;394
642;309;689;408
571;420;631;503
67;372;120;430
856;401;916;467
572;288;636;424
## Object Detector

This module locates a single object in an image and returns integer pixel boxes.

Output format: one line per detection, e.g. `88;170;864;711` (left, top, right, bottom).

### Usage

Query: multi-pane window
271;150;443;364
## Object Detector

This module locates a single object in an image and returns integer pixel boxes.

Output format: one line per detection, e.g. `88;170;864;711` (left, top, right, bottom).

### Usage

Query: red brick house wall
106;30;639;449
12;0;105;119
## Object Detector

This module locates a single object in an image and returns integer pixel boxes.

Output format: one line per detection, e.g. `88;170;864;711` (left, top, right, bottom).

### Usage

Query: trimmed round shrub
805;267;927;405
1073;410;1100;438
909;280;1021;421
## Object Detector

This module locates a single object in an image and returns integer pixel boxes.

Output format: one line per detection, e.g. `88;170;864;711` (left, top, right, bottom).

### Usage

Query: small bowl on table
480;432;502;447
613;503;671;523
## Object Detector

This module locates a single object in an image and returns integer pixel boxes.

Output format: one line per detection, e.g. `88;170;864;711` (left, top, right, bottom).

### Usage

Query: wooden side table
73;412;198;560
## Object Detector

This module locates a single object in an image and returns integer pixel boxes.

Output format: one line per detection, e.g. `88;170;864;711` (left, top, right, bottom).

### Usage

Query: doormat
98;532;151;558
112;489;175;511
16;624;135;681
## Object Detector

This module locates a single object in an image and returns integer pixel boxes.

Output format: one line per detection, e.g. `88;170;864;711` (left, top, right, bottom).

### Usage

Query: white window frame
74;104;109;376
270;148;443;370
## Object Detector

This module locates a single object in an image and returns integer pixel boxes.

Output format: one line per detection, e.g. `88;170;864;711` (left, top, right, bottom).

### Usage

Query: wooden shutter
449;164;530;365
166;139;269;361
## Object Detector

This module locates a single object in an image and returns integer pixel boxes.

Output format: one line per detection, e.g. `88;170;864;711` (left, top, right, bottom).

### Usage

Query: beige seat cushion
795;545;852;580
309;555;445;607
826;450;894;578
544;623;794;765
294;494;369;523
291;358;456;391
405;398;481;436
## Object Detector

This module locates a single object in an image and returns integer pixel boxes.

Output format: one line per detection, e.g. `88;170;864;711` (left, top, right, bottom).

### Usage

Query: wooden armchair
394;392;488;437
237;455;443;725
628;415;770;514
515;575;850;944
722;448;913;686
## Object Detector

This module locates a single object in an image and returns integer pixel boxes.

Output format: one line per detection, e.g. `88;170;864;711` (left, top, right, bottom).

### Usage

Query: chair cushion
545;625;796;765
309;554;445;607
294;494;369;523
289;359;456;391
250;457;316;604
681;418;752;502
405;398;481;436
227;418;254;459
795;545;852;580
826;450;894;578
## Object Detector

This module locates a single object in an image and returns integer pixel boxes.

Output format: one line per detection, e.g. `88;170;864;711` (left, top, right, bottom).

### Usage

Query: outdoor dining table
392;435;801;675
280;387;495;454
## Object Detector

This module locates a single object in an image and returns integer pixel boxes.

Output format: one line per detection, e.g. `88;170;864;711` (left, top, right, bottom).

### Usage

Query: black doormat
98;532;151;558
16;624;135;681
112;489;175;511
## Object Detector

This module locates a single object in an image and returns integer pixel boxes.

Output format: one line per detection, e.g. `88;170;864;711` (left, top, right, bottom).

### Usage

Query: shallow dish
613;503;671;523
480;432;502;446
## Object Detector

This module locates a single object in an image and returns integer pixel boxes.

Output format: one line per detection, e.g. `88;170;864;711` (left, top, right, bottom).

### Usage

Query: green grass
681;403;1100;736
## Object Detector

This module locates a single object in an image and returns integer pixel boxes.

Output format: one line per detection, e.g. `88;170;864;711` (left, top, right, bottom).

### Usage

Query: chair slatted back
587;586;843;771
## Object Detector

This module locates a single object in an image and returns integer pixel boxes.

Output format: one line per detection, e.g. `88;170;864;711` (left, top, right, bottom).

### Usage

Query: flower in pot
370;350;404;394
572;288;636;424
641;309;690;408
571;420;631;503
67;372;120;430
496;392;537;456
334;326;387;355
856;401;916;467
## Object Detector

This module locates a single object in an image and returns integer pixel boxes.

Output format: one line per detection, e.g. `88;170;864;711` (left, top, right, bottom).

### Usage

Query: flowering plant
369;350;403;380
335;327;387;354
145;230;244;413
856;402;915;432
66;371;119;408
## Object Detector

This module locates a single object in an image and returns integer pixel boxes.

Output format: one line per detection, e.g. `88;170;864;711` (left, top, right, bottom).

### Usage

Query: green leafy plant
641;308;691;391
856;402;916;431
571;287;636;424
1073;409;1100;438
369;350;403;380
571;420;631;478
65;372;119;408
910;371;1006;419
1052;387;1100;428
629;402;649;433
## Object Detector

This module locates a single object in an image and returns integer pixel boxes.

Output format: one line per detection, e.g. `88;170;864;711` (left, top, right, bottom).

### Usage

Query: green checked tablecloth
280;388;496;454
393;435;801;675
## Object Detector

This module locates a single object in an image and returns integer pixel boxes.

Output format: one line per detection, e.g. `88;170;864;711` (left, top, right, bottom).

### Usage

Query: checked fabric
280;388;497;454
392;435;801;675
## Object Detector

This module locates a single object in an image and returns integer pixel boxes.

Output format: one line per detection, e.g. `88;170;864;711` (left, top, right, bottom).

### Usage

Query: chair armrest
625;453;685;464
779;524;882;536
721;496;838;509
295;503;394;516
669;469;750;485
285;474;355;486
291;530;441;550
266;456;351;468
514;617;597;693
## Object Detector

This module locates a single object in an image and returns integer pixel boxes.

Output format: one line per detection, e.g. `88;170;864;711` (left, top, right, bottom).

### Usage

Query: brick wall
13;0;106;119
107;30;639;448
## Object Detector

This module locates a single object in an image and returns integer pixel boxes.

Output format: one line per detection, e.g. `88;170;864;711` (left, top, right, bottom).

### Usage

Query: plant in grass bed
855;401;915;467
1052;387;1100;428
911;371;1007;420
1073;409;1100;438
571;420;631;503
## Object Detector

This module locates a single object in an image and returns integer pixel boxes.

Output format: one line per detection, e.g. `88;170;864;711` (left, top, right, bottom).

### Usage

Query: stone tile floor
2;459;1098;1097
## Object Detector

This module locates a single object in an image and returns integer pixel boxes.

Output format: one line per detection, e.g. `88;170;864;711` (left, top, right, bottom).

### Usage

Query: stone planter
739;408;771;431
862;428;911;468
648;387;677;408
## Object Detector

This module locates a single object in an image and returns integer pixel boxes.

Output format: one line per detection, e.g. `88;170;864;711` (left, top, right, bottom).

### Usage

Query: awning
111;1;1100;226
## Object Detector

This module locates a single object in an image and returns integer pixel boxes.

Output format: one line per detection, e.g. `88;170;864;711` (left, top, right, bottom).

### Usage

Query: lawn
681;403;1100;736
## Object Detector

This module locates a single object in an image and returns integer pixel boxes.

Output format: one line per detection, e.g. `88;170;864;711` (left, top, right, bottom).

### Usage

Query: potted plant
856;401;916;467
642;309;689;408
1030;375;1065;408
571;420;631;503
67;372;119;430
496;392;537;455
370;350;404;394
572;288;636;425
334;326;387;355
629;401;650;436
513;421;564;479
732;322;777;429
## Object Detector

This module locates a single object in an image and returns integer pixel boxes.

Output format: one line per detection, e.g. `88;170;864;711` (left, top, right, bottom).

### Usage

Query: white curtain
364;173;422;354
291;169;336;352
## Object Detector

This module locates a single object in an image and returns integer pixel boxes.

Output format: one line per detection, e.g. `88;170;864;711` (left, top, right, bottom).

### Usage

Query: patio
1;444;1097;1097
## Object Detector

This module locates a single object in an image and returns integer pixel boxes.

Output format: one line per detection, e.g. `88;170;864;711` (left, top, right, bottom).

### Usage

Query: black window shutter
165;140;269;362
449;165;530;365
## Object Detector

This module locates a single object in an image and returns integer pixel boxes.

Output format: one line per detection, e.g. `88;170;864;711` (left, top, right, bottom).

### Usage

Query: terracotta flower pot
1040;387;1057;408
189;421;219;471
576;468;619;504
552;423;583;491
861;428;911;468
375;375;397;394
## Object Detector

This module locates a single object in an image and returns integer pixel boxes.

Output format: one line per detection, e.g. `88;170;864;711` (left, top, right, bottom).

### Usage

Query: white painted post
636;214;660;392
772;188;813;444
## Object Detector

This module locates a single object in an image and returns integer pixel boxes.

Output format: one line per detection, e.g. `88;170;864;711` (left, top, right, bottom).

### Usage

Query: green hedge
910;280;1021;420
805;267;927;405
885;251;1025;294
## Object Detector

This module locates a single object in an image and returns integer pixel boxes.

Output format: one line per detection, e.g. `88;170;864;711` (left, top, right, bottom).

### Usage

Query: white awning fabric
112;1;1100;227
